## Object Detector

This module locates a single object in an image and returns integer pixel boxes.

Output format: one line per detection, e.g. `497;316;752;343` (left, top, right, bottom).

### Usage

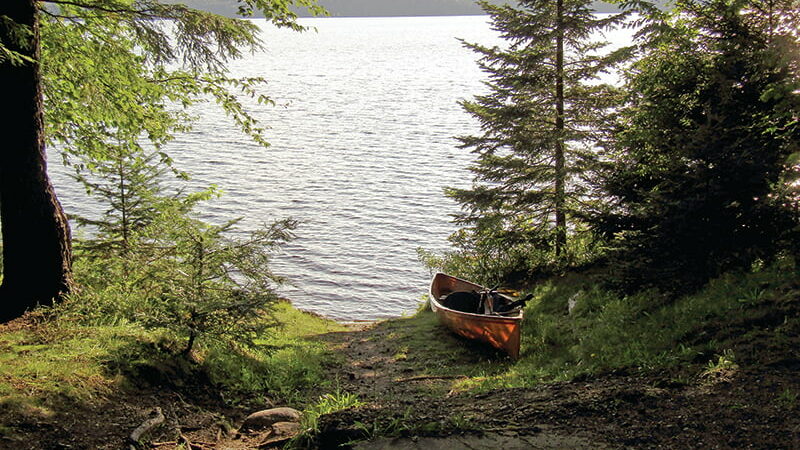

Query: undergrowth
0;301;346;421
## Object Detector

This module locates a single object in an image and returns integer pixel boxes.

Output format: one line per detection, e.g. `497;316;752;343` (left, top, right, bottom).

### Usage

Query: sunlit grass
0;323;149;404
0;300;349;415
409;259;800;391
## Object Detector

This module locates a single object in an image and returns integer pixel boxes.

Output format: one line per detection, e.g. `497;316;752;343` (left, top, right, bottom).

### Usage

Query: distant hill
175;0;624;17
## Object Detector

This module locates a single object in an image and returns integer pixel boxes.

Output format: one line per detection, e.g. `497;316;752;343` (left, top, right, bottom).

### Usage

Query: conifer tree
593;0;800;294
449;0;630;272
71;145;169;253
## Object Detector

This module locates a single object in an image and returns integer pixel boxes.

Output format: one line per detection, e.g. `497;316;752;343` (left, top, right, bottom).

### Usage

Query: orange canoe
429;273;523;359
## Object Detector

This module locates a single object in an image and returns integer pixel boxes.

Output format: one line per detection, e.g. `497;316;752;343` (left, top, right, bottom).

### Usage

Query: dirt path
3;309;798;449
314;314;800;449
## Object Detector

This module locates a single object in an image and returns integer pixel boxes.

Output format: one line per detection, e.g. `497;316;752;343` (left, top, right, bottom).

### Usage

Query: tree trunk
0;0;74;322
554;0;567;257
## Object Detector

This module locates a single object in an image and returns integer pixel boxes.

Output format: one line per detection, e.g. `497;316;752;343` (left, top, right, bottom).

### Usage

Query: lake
50;15;500;321
49;15;630;322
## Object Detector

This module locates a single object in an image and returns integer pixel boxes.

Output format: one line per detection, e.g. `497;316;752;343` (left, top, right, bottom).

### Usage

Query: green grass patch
0;300;348;416
201;301;347;404
0;322;151;405
419;259;800;390
378;309;514;380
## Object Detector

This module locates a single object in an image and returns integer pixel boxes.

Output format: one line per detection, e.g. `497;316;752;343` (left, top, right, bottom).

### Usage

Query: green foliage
591;0;800;294
197;302;345;402
0;14;34;65
449;0;632;272
418;224;601;286
289;389;364;447
0;319;155;404
38;0;325;176
0;300;345;417
69;210;298;355
777;388;798;409
145;216;298;354
59;111;299;354
71;147;171;252
352;408;414;441
703;349;737;375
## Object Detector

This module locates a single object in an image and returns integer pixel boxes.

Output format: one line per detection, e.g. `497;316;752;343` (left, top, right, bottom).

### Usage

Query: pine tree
593;0;800;294
72;145;169;253
448;0;630;274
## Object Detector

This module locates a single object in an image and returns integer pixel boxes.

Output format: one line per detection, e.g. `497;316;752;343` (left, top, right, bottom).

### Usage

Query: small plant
393;345;409;361
289;389;364;448
737;287;766;308
349;407;414;443
136;212;298;355
448;413;478;430
778;388;798;409
703;349;738;376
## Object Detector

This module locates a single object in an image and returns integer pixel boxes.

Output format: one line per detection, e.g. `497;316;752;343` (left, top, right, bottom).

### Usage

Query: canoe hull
429;273;522;359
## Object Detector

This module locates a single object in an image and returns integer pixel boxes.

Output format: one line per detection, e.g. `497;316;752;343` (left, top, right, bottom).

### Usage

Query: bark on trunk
554;0;567;257
0;0;74;322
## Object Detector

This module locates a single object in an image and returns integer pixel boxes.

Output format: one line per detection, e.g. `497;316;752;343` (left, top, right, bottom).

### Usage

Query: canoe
429;272;523;359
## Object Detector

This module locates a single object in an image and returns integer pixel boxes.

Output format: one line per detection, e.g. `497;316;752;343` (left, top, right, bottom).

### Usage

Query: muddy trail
314;314;800;449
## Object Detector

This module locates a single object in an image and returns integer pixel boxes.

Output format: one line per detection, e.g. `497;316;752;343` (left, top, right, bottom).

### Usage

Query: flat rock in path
271;421;302;437
241;407;302;431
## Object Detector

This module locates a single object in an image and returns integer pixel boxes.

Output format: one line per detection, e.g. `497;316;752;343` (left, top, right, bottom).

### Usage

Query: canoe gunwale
429;272;523;322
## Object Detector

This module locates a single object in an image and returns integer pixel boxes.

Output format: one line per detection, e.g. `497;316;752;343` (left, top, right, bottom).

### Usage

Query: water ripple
49;16;501;322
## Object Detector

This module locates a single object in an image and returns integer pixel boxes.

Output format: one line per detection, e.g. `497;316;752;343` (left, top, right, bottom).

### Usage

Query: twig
180;433;194;448
129;407;165;448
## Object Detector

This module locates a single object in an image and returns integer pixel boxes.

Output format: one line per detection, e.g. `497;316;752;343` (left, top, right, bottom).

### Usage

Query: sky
177;0;624;17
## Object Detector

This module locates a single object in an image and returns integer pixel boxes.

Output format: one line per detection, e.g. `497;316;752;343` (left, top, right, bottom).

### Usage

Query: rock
241;407;302;431
272;421;302;437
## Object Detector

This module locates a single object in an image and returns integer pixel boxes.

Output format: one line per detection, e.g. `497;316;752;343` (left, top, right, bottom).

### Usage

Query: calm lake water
50;15;629;322
51;16;500;321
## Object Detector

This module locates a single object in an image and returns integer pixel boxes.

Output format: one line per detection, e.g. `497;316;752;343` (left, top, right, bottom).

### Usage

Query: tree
447;0;630;277
0;0;73;321
0;0;323;322
592;0;800;294
71;146;170;253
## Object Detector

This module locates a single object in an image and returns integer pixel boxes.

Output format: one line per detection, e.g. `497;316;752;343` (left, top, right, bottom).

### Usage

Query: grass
0;322;147;405
0;300;348;426
202;301;348;404
288;389;365;448
403;258;800;392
